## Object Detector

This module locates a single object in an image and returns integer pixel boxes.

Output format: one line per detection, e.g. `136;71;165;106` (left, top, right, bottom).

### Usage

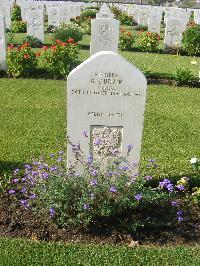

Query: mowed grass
0;78;199;177
0;78;66;173
0;238;200;266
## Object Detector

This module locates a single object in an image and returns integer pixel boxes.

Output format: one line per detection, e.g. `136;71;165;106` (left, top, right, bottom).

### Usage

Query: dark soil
1;194;200;246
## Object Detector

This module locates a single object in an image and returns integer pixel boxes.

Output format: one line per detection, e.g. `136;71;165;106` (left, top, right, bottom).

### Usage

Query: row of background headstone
0;1;200;70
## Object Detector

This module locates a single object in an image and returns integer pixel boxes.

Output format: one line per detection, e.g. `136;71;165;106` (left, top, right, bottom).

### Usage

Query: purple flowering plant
6;136;198;230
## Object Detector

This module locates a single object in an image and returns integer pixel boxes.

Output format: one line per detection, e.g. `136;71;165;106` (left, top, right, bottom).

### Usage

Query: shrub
11;5;22;21
41;39;79;78
7;42;38;78
182;24;200;56
110;6;121;18
119;30;135;51
85;6;100;11
70;16;82;26
135;25;148;31
11;21;27;33
21;35;44;48
8;138;198;232
118;12;133;26
80;9;97;20
174;67;194;86
138;31;160;52
52;22;83;43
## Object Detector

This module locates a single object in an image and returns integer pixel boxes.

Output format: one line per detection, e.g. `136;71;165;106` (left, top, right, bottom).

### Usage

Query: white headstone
164;18;186;49
60;6;70;24
90;18;119;56
27;9;44;42
48;6;61;27
96;4;114;19
0;15;7;71
164;18;185;49
67;51;147;170
148;12;162;34
0;4;11;29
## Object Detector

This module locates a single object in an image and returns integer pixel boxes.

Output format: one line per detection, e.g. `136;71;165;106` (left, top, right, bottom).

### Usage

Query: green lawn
0;238;200;266
0;78;199;178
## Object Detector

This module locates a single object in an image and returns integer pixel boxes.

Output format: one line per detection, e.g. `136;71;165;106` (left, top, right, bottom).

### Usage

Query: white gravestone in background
0;15;7;71
0;4;11;29
90;18;119;56
137;9;149;26
148;12;162;34
67;51;147;169
27;9;44;42
164;18;185;49
60;6;70;23
96;4;114;19
48;6;61;27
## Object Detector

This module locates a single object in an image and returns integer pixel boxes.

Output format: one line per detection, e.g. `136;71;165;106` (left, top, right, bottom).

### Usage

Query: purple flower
90;179;97;186
58;151;63;155
159;179;174;192
135;194;142;201
171;201;178;206
144;175;153;181
50;166;57;172
24;164;31;170
87;154;93;165
82;130;88;138
93;138;102;145
20;199;29;209
149;158;155;163
177;210;183;216
29;193;36;200
83;203;90;210
177;185;185;191
178;216;184;222
110;186;117;193
107;170;113;176
166;183;174;192
20;187;27;194
32;171;38;176
91;168;98;176
12;178;19;184
50;207;55;218
8;189;15;195
127;144;133;152
57;157;62;162
120;165;129;171
49;153;55;157
42;172;49;179
14;168;19;175
112;149;118;155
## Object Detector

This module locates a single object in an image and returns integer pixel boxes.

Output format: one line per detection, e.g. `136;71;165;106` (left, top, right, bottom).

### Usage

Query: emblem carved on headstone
92;126;122;157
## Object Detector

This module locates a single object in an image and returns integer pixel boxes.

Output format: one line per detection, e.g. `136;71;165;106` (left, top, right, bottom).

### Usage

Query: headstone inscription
0;15;7;71
90;18;119;56
67;51;147;170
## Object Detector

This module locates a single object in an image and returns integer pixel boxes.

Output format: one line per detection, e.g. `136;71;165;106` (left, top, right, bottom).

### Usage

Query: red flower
24;54;30;59
67;38;74;44
127;32;132;37
56;39;61;44
21;42;29;49
35;52;41;57
8;44;14;49
42;45;48;51
51;45;57;51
